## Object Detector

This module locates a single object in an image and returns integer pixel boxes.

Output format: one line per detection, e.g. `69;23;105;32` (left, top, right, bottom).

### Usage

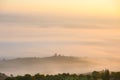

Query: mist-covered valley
0;55;120;76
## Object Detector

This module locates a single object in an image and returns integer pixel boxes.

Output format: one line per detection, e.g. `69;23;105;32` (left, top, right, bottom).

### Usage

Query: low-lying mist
0;56;120;76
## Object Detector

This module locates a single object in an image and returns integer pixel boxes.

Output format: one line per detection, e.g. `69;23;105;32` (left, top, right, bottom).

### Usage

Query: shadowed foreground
5;70;120;80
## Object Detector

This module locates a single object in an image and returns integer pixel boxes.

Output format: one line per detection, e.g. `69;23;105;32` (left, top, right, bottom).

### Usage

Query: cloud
0;12;120;58
0;13;119;29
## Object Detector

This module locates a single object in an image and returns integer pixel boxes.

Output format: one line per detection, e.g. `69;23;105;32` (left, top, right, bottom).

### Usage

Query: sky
0;0;120;58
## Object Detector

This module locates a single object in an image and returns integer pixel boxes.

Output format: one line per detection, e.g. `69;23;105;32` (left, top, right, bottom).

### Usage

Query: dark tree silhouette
5;70;120;80
102;69;110;80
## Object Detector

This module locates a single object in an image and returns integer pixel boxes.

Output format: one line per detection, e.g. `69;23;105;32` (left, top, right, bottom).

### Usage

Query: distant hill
0;55;120;75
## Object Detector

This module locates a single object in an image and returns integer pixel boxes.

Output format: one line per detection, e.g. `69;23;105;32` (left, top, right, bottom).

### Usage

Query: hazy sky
0;0;120;58
0;0;120;17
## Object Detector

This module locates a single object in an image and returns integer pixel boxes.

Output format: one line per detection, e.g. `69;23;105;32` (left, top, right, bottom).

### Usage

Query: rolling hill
0;55;119;75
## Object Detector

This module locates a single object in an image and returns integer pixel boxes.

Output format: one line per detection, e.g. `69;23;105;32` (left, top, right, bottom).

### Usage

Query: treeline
5;70;120;80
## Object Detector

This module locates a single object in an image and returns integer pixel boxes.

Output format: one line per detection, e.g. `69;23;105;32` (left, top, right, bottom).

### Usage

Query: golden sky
0;0;120;58
0;0;120;18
